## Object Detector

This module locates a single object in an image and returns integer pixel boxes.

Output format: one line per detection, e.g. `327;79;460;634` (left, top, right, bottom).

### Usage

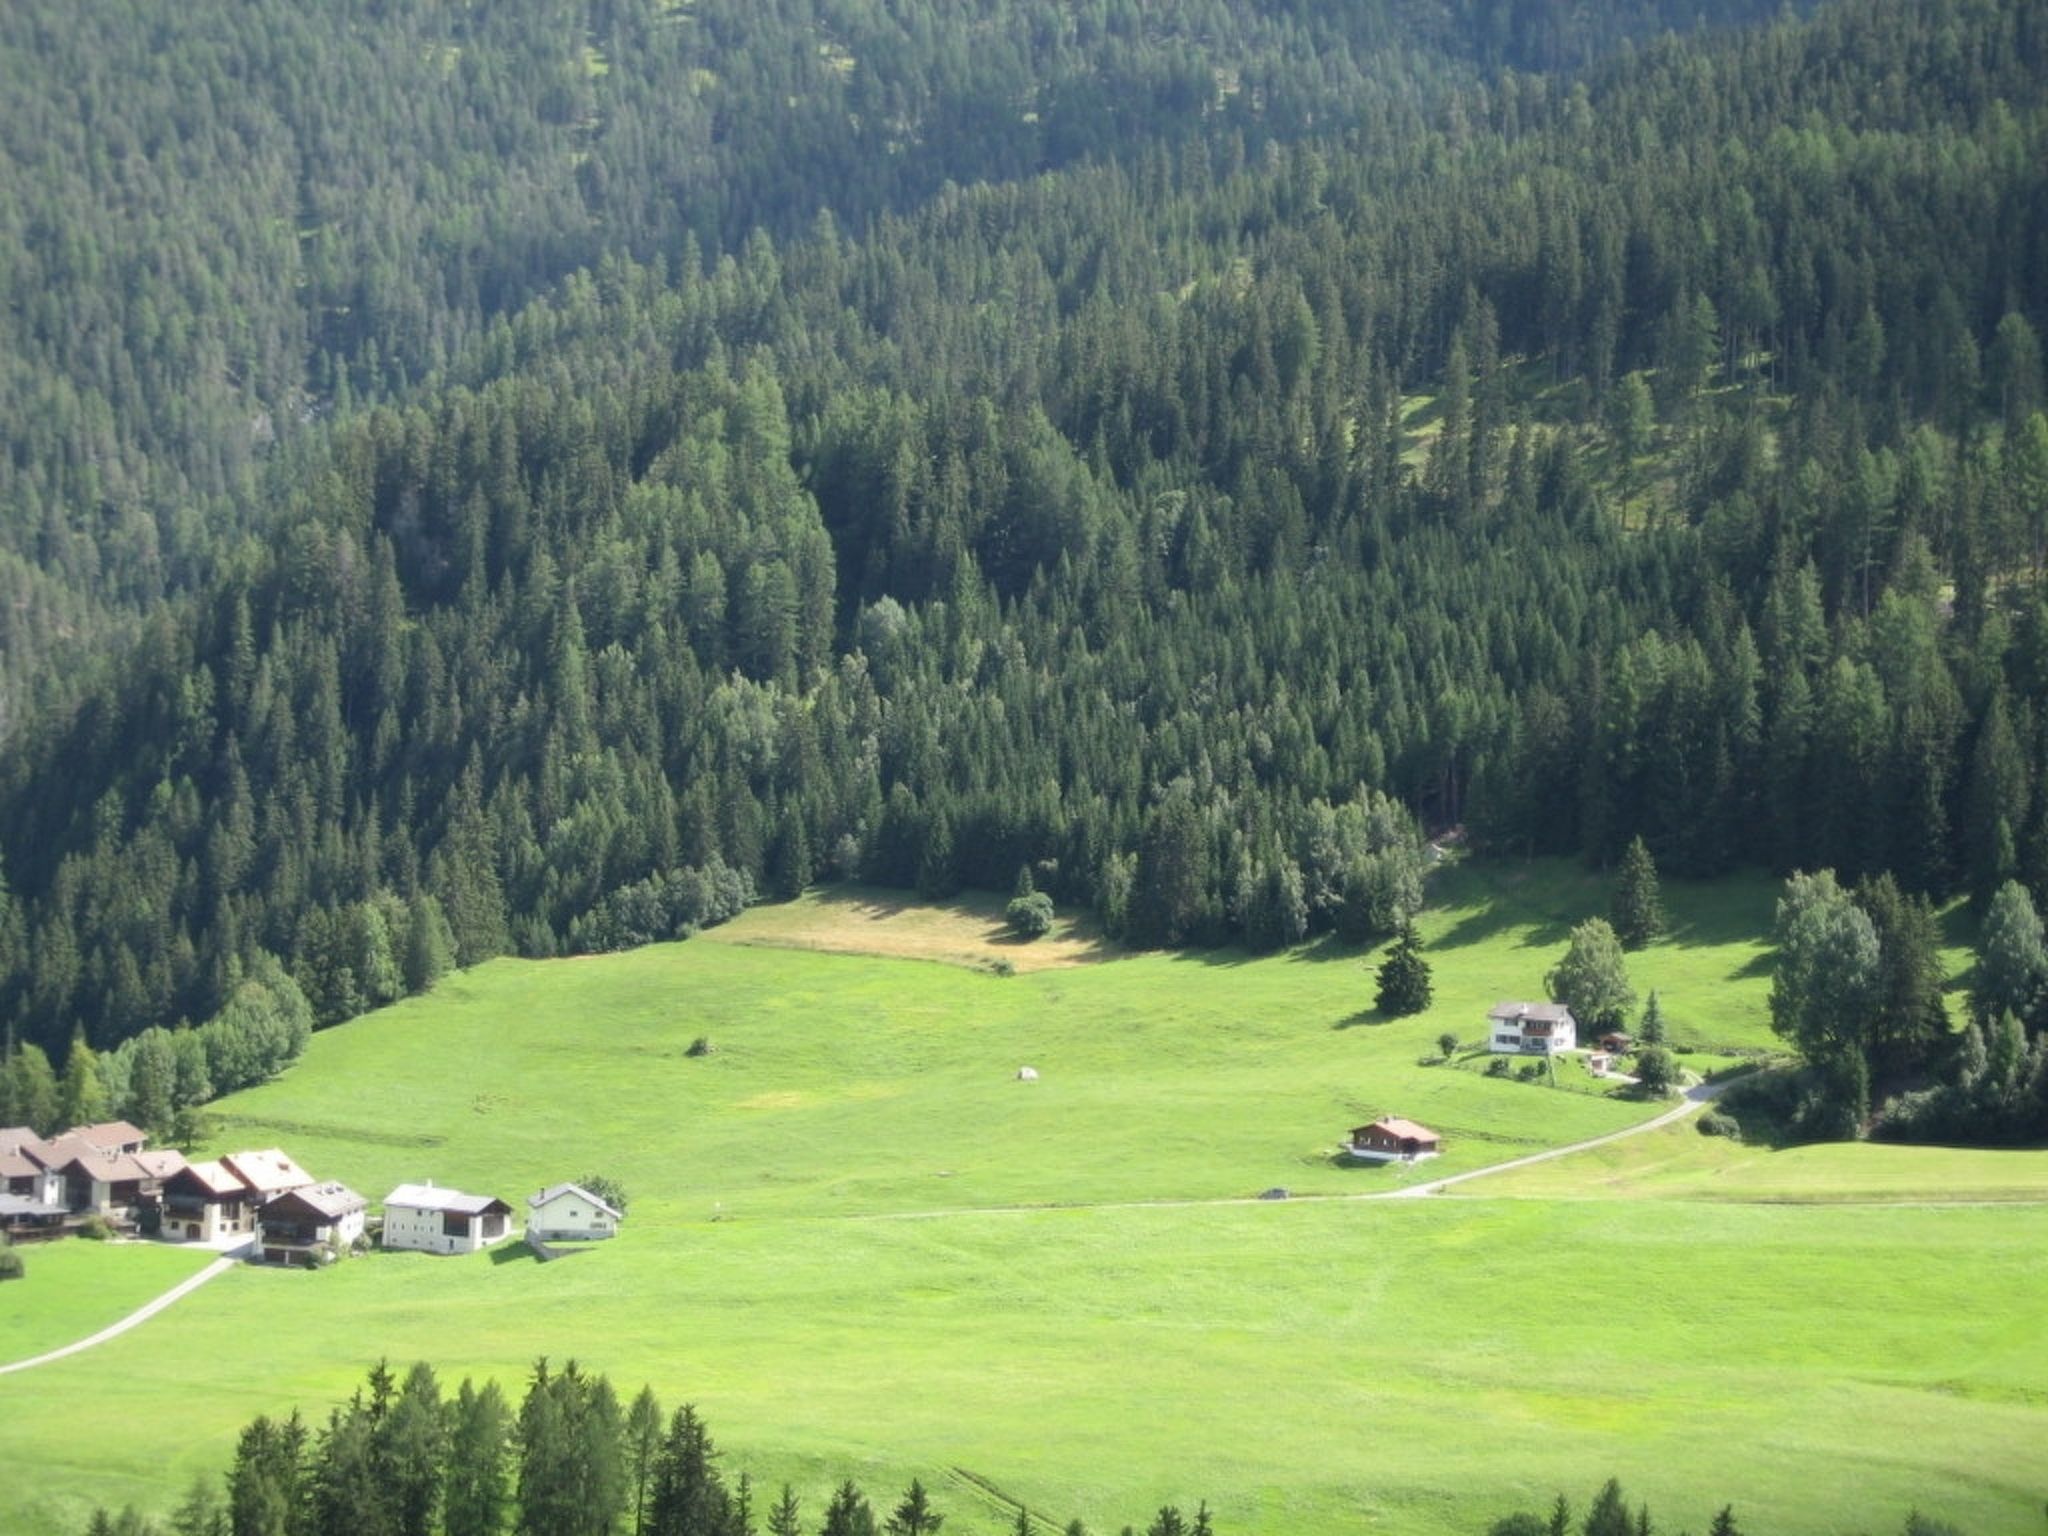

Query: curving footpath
1383;1078;1725;1199
0;1251;242;1377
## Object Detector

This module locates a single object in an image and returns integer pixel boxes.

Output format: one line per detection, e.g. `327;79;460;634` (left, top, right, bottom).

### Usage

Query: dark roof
528;1182;623;1220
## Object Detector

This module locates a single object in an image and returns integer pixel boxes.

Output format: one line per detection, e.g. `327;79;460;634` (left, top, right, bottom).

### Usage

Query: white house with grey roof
526;1182;622;1242
1487;1001;1578;1054
381;1183;515;1254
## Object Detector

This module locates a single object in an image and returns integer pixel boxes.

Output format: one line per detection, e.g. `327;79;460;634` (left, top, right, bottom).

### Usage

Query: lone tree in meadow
1546;918;1635;1031
1610;836;1665;950
1375;923;1433;1017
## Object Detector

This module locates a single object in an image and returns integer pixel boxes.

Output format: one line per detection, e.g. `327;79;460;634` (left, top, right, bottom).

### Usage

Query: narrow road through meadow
0;1252;241;1378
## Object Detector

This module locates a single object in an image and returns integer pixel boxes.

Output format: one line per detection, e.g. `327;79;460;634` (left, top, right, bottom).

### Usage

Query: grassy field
0;1242;215;1364
2;860;2042;1536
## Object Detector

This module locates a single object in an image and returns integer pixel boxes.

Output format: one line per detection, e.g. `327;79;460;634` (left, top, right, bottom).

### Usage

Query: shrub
1696;1109;1743;1139
78;1213;115;1241
685;1036;713;1057
1005;891;1055;939
1516;1060;1544;1081
1487;1057;1512;1077
0;1241;22;1281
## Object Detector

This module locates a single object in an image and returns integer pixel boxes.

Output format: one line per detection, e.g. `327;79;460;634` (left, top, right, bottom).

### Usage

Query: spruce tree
1374;923;1432;1017
884;1481;943;1536
1638;991;1667;1047
766;1486;803;1536
1610;836;1665;950
820;1480;877;1536
444;1380;512;1536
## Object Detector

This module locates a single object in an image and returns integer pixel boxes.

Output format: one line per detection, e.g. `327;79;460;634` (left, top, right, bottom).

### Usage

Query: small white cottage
382;1183;515;1254
526;1182;622;1242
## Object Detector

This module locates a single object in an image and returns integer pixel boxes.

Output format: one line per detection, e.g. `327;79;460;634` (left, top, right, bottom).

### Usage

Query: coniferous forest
0;0;2044;1133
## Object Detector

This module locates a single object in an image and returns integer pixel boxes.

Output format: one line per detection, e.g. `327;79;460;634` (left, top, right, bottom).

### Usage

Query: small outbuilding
382;1184;515;1255
1344;1117;1444;1163
526;1182;623;1242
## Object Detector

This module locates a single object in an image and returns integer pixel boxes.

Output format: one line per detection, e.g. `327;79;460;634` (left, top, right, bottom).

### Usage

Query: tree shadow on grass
487;1240;595;1266
1332;1007;1392;1029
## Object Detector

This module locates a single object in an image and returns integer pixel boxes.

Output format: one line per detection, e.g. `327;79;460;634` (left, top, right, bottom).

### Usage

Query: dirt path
0;1251;241;1378
1383;1078;1724;1198
857;1081;1725;1222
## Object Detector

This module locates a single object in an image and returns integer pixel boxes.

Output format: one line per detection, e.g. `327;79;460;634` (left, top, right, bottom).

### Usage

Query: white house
381;1183;515;1254
1487;1001;1578;1055
526;1182;622;1242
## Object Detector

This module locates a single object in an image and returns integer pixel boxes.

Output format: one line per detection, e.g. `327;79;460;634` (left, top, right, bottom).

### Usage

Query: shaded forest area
1;0;2045;1065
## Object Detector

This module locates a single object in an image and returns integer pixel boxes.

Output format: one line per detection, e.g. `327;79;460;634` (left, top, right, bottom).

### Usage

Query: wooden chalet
257;1182;367;1265
0;1191;68;1240
220;1148;314;1207
1344;1117;1444;1163
159;1159;257;1244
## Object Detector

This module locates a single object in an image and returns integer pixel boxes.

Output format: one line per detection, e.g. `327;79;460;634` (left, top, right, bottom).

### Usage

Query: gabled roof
171;1159;250;1199
1358;1116;1441;1143
527;1182;623;1220
265;1181;366;1223
221;1149;314;1194
0;1146;51;1181
0;1127;50;1159
69;1120;148;1151
132;1149;188;1181
41;1136;151;1181
1487;1001;1576;1024
383;1183;510;1217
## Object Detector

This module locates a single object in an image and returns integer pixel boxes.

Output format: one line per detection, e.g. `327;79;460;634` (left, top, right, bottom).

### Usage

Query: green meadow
3;863;2044;1536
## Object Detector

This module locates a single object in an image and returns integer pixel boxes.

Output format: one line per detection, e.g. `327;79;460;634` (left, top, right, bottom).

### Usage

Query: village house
526;1182;622;1242
381;1183;515;1254
219;1148;315;1208
158;1159;259;1244
257;1182;367;1265
1487;1001;1578;1055
1343;1117;1444;1163
0;1129;63;1207
69;1120;150;1156
41;1134;187;1219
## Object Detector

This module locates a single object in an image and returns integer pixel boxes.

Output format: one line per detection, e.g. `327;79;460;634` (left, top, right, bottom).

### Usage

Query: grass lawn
1467;1115;2048;1204
3;1201;2043;1536
0;1242;215;1365
3;860;2040;1536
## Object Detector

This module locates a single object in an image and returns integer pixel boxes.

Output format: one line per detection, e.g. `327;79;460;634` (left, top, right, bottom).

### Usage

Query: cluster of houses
1;1120;622;1265
1340;1001;1643;1165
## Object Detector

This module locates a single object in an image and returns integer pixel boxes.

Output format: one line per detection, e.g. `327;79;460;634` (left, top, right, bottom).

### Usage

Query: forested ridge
0;0;2045;1076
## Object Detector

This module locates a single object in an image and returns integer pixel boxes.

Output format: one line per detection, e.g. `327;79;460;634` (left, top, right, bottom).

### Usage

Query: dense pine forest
0;0;2045;1130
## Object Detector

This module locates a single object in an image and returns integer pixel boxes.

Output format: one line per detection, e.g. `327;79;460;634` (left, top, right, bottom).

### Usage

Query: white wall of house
385;1202;472;1254
527;1190;618;1241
